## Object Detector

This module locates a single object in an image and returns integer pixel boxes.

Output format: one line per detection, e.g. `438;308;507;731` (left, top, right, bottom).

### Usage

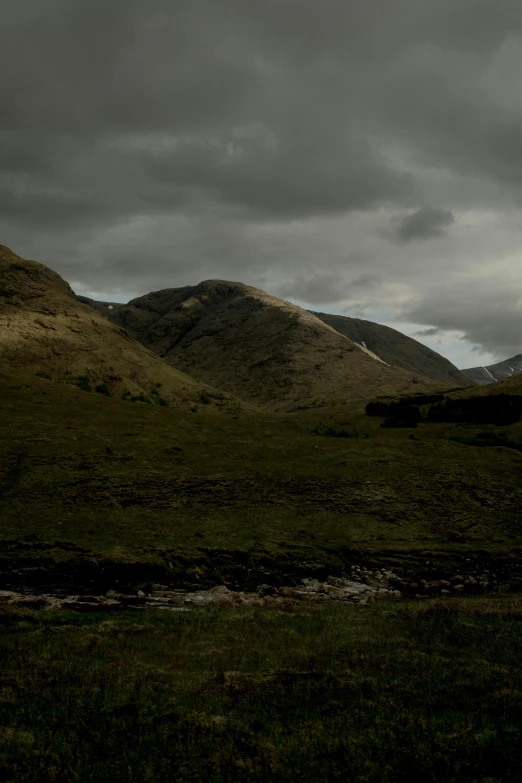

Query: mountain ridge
311;311;471;386
461;355;522;385
77;287;471;391
78;279;450;411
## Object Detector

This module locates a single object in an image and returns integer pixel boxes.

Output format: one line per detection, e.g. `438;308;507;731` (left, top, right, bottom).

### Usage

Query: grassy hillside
0;246;240;411
84;280;446;411
449;372;522;399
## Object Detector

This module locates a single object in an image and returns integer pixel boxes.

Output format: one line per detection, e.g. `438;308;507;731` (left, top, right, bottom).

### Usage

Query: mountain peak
0;244;19;259
0;244;75;306
95;281;446;411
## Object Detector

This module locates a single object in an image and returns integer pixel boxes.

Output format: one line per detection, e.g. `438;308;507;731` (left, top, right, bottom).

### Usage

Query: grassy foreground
2;597;522;782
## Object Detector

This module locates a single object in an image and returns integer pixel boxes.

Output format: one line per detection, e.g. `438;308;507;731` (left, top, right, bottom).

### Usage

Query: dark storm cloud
143;129;418;220
415;327;441;337
279;272;382;305
349;273;382;291
0;0;421;224
2;0;522;226
2;0;522;362
405;280;522;361
395;206;455;242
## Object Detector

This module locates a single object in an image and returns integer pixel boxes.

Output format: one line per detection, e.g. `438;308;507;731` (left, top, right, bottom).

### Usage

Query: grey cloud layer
2;0;522;360
395;207;455;242
405;278;522;360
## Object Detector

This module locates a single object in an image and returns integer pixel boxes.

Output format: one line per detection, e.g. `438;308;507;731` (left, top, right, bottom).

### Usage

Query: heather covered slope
312;311;472;386
0;246;238;410
88;280;446;411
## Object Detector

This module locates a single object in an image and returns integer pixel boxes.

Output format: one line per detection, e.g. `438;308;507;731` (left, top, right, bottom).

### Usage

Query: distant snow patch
483;366;497;381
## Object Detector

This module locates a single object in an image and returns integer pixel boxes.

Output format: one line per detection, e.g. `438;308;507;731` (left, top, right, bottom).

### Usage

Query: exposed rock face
80;279;445;411
0;246;237;409
312;311;473;387
461;354;522;385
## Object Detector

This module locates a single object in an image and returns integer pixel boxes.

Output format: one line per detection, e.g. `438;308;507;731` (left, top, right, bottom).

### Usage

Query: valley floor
3;369;522;587
4;371;522;780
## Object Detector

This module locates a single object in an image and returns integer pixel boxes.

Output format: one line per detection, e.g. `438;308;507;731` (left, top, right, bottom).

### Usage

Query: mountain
461;355;522;385
447;370;522;399
0;246;238;410
78;280;450;411
311;312;472;387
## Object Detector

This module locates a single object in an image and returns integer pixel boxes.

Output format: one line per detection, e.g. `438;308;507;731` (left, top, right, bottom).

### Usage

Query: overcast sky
2;0;522;368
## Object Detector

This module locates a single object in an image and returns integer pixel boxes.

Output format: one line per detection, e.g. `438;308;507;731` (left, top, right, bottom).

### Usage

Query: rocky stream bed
0;562;509;613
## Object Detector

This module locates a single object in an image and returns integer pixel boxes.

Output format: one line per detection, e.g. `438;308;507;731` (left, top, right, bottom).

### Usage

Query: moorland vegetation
3;246;522;780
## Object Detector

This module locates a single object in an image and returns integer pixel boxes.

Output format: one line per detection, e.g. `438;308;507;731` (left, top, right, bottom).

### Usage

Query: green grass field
4;371;522;780
2;370;522;579
2;597;522;782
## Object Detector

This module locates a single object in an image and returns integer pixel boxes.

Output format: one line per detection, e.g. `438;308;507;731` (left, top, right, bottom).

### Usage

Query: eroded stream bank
0;536;522;611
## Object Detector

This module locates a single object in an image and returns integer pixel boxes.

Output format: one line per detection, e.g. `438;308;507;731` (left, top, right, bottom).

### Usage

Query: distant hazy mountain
311;312;472;387
78;280;448;411
461;355;522;385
